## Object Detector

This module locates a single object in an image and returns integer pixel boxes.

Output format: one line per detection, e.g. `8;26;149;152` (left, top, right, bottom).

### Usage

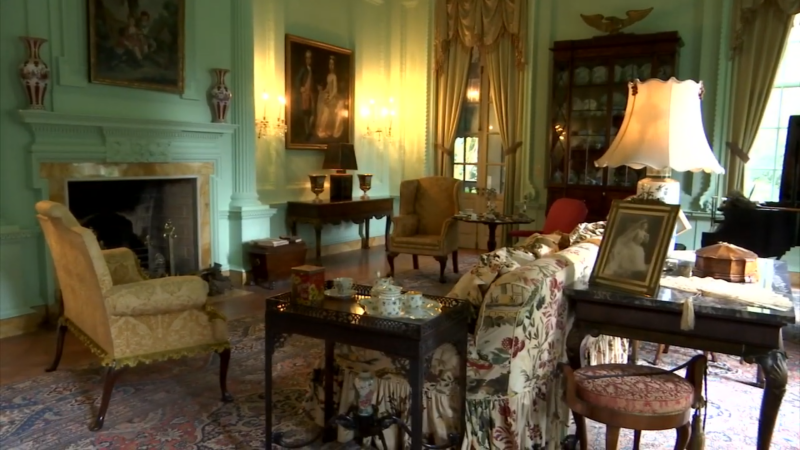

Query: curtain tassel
689;408;705;450
681;295;696;330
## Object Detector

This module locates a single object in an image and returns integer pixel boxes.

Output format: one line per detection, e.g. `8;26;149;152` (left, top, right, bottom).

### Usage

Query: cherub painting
88;0;184;93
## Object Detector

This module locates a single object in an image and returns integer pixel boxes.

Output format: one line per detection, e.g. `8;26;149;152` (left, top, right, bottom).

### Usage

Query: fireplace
67;177;200;277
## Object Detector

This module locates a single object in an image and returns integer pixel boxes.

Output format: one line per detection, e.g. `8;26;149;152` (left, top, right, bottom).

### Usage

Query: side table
454;215;534;251
264;283;470;449
286;197;393;263
564;259;796;450
247;241;306;289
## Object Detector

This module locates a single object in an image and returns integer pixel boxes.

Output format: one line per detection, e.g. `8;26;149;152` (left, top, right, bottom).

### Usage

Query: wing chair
386;176;461;283
35;200;232;431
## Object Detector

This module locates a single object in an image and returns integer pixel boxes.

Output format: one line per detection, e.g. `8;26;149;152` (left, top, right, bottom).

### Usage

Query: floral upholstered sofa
304;223;628;449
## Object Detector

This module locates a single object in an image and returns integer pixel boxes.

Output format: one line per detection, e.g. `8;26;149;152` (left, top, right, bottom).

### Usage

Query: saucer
324;288;357;299
359;297;442;320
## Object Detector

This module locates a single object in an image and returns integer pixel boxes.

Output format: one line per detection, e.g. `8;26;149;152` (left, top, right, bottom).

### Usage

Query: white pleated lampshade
595;78;725;174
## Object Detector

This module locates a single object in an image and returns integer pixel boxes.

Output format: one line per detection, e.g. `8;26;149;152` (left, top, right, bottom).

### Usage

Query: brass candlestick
357;173;373;199
308;174;326;202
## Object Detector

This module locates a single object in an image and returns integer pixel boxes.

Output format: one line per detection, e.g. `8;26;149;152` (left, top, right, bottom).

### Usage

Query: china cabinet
546;31;683;222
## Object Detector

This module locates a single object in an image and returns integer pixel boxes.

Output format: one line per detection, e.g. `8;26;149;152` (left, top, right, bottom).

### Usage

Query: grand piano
702;116;800;259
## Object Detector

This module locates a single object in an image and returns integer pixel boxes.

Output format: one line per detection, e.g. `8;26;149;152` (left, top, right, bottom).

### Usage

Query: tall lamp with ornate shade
595;77;725;205
323;143;358;202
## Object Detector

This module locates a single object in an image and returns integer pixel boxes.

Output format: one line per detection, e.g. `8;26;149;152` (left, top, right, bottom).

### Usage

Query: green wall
0;0;433;320
253;0;432;246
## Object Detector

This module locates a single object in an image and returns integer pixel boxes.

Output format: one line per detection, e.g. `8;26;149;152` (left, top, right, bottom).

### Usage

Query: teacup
404;291;423;309
334;277;354;295
377;293;402;316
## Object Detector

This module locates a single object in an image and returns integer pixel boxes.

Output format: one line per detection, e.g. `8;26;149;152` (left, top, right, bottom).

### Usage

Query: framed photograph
88;0;185;93
285;34;354;150
590;200;681;297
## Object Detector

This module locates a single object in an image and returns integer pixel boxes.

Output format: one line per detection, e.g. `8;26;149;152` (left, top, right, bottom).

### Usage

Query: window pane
453;164;464;181
488;134;504;163
488;103;498;132
779;87;800;125
760;89;782;128
487;164;505;194
454;137;465;163
749;129;779;169
465;137;479;163
745;169;781;202
776;42;800;86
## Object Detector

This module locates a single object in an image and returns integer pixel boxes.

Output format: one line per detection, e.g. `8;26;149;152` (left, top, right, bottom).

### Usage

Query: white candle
487;176;492;189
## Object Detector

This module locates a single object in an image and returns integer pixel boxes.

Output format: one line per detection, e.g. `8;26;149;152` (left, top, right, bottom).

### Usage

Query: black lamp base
330;173;353;202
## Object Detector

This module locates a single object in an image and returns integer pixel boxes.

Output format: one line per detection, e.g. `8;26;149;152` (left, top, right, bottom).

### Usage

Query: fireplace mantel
19;110;237;137
19;109;237;278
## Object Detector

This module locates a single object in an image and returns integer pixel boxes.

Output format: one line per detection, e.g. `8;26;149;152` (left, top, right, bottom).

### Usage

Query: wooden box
291;265;326;306
248;242;307;289
694;242;759;283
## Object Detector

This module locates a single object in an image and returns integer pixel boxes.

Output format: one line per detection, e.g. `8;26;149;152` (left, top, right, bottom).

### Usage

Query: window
744;15;800;202
452;48;505;194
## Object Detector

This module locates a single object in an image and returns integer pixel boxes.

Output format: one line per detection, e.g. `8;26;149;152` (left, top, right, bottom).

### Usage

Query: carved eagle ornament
580;7;654;35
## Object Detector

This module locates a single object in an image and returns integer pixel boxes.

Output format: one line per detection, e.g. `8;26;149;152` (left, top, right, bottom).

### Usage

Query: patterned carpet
1;315;798;449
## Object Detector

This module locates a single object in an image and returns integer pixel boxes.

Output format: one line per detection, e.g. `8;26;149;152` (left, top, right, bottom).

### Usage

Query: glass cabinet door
549;60;570;185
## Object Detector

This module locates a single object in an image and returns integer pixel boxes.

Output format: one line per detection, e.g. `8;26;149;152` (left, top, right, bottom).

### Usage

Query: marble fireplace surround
19;110;237;269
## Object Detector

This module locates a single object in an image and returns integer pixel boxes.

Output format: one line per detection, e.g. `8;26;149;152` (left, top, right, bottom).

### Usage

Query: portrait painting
88;0;184;93
590;200;680;297
285;34;354;150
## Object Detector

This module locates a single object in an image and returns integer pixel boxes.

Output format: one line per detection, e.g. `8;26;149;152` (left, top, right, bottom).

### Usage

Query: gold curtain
484;0;527;216
725;0;800;193
433;0;528;185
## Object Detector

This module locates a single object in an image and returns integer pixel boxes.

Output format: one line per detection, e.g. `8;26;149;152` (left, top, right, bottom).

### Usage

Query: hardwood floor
0;246;480;386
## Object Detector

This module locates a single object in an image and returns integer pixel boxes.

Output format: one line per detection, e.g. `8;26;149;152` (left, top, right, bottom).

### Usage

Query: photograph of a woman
285;35;353;150
590;200;680;297
602;217;652;282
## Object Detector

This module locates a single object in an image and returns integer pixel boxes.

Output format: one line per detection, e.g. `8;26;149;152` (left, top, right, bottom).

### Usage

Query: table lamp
595;78;725;206
323;143;358;202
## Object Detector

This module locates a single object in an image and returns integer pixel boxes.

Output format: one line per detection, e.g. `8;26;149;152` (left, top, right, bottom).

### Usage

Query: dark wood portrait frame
285;34;354;150
590;199;680;297
88;0;185;93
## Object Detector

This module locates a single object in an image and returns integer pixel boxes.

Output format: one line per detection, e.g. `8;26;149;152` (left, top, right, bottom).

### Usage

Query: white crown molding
19;110;237;136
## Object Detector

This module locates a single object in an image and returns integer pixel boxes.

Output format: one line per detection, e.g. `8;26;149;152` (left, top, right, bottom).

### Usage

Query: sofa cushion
575;364;694;415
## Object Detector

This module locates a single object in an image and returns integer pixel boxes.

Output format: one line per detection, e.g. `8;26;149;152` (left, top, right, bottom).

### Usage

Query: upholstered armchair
35;201;231;431
387;176;461;283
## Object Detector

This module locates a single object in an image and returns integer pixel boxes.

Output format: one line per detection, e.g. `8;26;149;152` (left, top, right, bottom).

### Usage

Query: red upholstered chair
509;198;588;240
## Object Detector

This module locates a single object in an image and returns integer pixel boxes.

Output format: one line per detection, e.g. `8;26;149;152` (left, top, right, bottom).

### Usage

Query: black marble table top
567;259;798;326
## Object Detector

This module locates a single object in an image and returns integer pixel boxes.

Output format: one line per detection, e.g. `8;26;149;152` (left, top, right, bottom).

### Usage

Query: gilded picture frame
590;199;681;297
285;34;354;150
88;0;185;93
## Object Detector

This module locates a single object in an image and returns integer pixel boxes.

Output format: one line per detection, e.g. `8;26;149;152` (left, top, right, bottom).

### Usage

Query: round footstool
562;355;706;450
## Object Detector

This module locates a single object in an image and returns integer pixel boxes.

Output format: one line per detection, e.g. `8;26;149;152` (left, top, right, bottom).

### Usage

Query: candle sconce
256;92;287;139
361;98;396;142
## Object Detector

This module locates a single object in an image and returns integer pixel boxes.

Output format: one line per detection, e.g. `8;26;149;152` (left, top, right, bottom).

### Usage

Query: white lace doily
660;275;793;311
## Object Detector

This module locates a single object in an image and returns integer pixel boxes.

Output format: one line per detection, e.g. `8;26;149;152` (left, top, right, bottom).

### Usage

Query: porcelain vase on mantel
209;68;232;123
19;36;50;110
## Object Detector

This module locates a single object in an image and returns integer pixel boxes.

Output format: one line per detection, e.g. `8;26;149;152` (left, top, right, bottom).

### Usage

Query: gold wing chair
387;176;461;283
35;201;231;431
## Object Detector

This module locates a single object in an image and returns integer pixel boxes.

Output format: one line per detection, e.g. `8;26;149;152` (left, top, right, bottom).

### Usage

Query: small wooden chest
247;242;307;289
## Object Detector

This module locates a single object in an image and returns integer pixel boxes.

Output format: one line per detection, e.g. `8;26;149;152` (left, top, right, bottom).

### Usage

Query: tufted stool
562;355;706;450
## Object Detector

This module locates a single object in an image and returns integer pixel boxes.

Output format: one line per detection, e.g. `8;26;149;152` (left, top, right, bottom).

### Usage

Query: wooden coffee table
263;282;471;448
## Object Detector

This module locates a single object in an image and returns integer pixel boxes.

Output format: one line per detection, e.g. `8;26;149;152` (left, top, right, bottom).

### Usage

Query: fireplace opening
67;177;200;277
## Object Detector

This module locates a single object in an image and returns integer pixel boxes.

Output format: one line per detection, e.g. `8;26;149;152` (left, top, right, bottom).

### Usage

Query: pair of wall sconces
256;92;287;139
360;98;396;141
